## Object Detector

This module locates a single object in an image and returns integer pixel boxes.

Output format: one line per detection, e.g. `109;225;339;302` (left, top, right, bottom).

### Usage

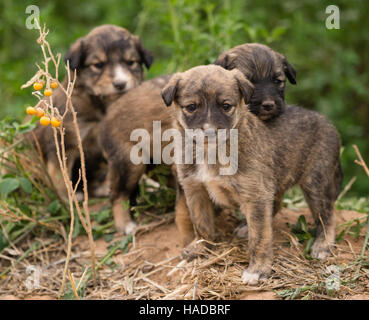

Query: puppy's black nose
262;101;275;111
113;81;126;91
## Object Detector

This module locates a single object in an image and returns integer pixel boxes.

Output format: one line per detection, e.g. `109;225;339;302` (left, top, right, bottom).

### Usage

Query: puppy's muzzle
204;128;217;137
113;80;127;91
202;124;217;137
261;100;275;112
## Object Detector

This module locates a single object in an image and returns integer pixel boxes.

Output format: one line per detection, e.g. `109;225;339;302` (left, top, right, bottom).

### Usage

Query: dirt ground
1;207;369;300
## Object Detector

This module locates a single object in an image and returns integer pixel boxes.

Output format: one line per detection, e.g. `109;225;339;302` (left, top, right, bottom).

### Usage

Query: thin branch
353;144;369;179
353;145;369;259
21;21;97;296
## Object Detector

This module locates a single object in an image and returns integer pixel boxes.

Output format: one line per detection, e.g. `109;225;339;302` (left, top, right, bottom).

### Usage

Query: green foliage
283;187;306;210
0;178;20;196
337;197;369;213
287;214;316;258
132;165;176;219
0;118;63;253
276;284;319;300
0;117;111;253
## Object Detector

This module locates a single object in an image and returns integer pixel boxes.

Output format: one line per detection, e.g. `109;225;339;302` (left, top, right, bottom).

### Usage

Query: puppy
214;43;296;120
100;75;173;234
32;25;153;199
161;65;342;285
101;43;295;234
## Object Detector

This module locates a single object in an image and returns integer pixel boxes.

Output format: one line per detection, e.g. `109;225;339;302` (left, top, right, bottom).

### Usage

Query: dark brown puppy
101;43;296;234
161;65;342;285
215;43;296;120
33;25;153;199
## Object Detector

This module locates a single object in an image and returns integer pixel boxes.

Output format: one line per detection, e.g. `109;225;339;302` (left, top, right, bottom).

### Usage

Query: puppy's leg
179;181;216;260
241;201;273;285
175;183;195;246
182;181;216;241
235;192;283;239
301;170;338;260
109;161;145;235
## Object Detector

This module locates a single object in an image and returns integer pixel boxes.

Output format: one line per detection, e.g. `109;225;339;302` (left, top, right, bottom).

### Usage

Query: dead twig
353;145;369;259
21;20;96;296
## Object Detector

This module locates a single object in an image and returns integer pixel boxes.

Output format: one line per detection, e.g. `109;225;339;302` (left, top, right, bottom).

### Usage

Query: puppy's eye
185;104;197;113
273;79;283;84
126;60;137;67
93;62;105;69
222;104;233;112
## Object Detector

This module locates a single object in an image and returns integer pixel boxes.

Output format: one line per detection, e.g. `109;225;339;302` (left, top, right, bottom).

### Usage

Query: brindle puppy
161;65;342;285
101;44;295;235
214;43;296;120
32;25;153;199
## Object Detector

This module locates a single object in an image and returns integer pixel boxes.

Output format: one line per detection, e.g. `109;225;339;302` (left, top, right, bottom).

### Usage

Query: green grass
1;0;368;195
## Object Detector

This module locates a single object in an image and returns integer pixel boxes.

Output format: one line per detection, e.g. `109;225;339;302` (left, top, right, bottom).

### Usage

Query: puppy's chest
194;164;238;208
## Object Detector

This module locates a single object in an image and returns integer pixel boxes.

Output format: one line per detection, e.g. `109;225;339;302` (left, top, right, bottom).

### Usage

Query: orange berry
33;82;43;91
36;107;45;118
44;89;52;96
51;117;61;128
26;106;37;115
50;81;58;89
40;116;51;126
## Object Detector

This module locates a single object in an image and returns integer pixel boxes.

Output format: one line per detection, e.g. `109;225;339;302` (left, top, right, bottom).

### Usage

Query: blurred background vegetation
0;0;368;196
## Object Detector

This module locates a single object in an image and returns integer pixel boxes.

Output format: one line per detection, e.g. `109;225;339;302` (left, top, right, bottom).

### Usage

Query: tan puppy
32;25;153;199
101;75;173;234
161;65;342;285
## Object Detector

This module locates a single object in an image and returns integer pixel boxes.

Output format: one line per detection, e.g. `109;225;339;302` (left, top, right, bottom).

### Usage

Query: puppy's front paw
234;223;248;238
116;220;137;235
181;239;208;261
310;239;332;260
241;270;261;285
124;221;137;235
241;265;271;285
91;185;110;198
75;192;84;202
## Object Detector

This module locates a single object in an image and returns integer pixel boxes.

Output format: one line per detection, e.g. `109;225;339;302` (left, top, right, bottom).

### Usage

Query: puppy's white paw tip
124;221;137;235
311;249;329;260
75;192;84;202
242;270;260;285
310;241;332;260
93;186;110;198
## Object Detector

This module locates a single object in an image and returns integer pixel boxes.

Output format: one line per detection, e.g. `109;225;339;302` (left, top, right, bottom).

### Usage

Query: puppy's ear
64;38;85;70
232;69;254;104
277;53;297;85
134;36;154;69
161;74;181;107
283;59;297;85
213;52;236;70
